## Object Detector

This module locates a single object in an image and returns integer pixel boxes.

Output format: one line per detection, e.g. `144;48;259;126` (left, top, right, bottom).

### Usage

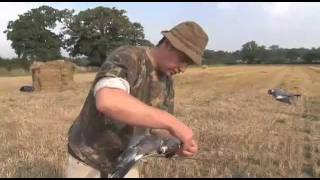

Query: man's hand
178;139;198;157
150;128;198;157
150;125;198;157
168;121;198;157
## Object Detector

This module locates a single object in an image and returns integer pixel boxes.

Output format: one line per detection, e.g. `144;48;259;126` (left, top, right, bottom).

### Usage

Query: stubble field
0;65;319;177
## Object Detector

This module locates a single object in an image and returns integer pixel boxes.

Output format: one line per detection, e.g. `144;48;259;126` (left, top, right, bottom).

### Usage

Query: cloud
261;3;320;32
263;2;292;17
257;2;320;48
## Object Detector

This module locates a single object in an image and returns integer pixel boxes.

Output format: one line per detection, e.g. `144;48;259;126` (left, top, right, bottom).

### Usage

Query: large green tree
62;6;146;66
240;41;267;64
4;5;72;61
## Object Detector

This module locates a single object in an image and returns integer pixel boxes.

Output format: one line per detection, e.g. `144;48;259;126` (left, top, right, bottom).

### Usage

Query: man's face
157;41;193;76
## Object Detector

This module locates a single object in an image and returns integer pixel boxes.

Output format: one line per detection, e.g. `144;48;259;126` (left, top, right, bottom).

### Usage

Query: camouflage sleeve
92;47;140;90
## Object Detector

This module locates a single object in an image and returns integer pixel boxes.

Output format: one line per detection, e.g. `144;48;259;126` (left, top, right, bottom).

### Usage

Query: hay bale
75;65;99;73
39;67;62;91
30;60;75;92
61;61;75;82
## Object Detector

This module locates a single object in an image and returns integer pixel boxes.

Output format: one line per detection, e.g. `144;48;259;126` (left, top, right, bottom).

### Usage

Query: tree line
204;41;320;65
1;5;319;71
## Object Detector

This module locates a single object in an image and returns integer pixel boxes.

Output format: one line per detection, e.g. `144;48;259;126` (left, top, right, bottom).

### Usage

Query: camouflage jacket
67;45;174;174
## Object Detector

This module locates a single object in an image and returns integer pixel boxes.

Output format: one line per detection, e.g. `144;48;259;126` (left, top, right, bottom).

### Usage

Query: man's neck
146;48;158;70
146;48;168;78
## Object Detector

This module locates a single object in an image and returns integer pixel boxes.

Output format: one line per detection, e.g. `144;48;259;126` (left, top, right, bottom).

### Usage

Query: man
66;21;209;178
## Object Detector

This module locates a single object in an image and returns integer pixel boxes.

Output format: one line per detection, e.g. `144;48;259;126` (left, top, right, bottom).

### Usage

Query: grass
304;151;312;159
276;119;286;124
0;65;320;177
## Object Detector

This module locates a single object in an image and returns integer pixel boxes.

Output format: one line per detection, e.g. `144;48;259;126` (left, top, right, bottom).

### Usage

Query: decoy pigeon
268;88;301;105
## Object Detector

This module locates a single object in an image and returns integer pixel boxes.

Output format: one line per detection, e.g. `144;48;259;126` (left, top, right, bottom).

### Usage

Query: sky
0;2;319;58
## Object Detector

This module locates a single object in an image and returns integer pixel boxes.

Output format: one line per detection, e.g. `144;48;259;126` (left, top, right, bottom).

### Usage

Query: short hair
156;37;166;47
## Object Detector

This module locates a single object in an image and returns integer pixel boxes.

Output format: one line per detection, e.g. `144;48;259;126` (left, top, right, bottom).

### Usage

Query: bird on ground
267;88;301;105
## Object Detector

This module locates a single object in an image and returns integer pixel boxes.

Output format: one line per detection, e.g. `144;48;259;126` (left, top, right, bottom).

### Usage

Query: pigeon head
267;89;274;95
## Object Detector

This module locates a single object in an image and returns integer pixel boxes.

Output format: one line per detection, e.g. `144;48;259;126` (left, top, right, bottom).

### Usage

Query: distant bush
0;58;32;71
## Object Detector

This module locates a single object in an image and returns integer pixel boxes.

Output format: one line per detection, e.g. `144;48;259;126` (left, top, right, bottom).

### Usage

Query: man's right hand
168;121;198;157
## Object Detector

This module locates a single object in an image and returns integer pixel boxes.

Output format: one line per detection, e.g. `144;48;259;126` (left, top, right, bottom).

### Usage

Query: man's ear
163;39;175;51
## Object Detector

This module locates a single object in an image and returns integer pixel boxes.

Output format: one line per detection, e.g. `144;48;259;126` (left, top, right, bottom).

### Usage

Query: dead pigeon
268;88;301;105
109;134;181;178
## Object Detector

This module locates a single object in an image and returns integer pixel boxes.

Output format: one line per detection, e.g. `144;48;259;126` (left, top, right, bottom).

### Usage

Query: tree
257;45;268;64
4;5;72;61
202;49;238;65
136;39;154;47
62;6;146;66
128;22;145;45
240;41;261;64
303;47;320;64
285;49;300;63
269;45;280;51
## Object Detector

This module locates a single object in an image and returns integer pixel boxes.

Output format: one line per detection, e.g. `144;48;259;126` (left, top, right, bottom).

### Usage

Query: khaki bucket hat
161;21;209;65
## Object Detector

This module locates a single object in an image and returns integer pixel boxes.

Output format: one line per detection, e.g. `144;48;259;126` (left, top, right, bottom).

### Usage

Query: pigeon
19;85;34;92
109;134;182;178
268;88;301;105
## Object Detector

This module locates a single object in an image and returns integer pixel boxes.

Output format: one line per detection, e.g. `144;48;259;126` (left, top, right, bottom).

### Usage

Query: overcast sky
0;2;319;58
